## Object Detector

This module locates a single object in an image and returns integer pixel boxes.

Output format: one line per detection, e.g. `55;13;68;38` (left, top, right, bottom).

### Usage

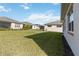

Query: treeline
23;24;32;30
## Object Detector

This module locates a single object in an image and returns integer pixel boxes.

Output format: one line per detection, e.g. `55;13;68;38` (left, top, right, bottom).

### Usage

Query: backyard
0;29;64;56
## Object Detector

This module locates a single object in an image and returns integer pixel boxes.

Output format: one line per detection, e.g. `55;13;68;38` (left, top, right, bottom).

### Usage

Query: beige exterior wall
10;23;23;29
32;25;40;29
44;25;62;32
63;3;79;55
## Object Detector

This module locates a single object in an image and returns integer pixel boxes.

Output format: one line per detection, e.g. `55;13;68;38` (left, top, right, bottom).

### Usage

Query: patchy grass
0;29;64;56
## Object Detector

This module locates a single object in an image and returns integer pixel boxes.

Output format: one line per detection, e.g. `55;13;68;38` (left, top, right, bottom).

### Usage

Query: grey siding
0;21;11;28
63;3;79;55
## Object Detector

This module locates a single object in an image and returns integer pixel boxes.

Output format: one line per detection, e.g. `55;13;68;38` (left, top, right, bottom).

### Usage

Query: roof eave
61;3;71;22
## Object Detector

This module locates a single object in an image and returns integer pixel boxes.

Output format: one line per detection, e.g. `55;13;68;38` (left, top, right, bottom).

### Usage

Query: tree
23;24;32;30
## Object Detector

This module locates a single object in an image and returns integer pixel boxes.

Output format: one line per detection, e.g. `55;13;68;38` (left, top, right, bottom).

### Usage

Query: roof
45;20;62;25
61;3;72;22
0;16;21;23
33;24;44;26
22;22;32;25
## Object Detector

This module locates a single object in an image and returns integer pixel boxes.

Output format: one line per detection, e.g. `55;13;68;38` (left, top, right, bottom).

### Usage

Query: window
67;5;74;32
15;24;20;27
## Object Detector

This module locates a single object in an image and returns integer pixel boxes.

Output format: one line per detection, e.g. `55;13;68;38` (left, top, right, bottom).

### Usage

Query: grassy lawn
0;29;64;56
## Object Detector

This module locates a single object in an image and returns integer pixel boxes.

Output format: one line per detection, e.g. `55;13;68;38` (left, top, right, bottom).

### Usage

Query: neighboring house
44;20;63;32
0;17;23;29
61;3;79;55
32;24;44;30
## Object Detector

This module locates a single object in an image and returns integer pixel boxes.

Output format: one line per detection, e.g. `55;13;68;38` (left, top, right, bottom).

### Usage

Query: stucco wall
44;25;62;32
63;3;79;55
32;25;40;29
10;23;23;29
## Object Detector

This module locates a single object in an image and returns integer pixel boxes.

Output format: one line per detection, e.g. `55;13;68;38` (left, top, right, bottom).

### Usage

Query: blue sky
0;3;60;25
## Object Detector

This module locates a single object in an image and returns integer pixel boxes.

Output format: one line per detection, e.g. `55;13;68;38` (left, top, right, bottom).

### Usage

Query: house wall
63;3;79;55
10;23;23;29
32;25;40;29
0;22;11;28
44;25;62;32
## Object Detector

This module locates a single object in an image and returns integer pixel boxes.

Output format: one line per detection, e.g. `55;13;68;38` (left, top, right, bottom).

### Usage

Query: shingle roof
45;20;62;25
0;16;21;23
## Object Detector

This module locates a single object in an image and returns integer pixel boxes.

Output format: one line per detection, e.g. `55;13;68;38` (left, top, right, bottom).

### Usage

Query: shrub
23;24;32;30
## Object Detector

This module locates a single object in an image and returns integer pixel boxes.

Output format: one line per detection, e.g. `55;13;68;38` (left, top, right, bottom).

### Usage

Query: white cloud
0;6;11;12
24;11;60;25
20;3;31;10
21;5;29;10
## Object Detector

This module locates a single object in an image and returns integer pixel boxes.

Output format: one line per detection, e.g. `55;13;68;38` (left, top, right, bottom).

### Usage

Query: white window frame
67;4;74;35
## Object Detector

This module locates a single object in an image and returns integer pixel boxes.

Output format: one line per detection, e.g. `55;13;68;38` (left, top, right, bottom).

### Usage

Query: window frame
67;4;74;35
15;24;20;27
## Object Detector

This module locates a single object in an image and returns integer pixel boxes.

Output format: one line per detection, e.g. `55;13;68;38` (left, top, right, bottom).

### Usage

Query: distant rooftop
22;22;32;25
0;16;21;23
33;24;44;26
45;20;62;25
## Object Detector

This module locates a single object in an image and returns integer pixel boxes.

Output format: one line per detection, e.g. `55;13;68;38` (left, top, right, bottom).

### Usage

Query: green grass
0;29;64;56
